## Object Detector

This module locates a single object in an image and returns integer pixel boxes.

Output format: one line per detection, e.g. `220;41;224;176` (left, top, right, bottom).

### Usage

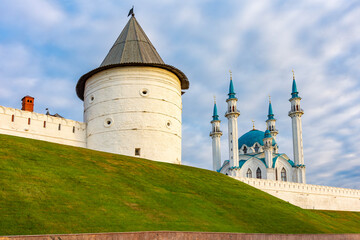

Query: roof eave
76;63;189;101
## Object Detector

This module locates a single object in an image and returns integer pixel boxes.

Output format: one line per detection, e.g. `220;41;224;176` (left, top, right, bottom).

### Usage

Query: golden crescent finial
229;70;232;80
213;95;216;103
252;120;255;130
269;95;271;103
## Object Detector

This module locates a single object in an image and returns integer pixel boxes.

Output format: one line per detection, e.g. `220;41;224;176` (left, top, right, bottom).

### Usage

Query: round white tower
76;14;189;164
288;71;305;183
210;98;222;171
225;73;240;170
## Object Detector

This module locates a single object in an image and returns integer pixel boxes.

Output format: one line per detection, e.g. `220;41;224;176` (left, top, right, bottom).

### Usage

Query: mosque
210;72;306;183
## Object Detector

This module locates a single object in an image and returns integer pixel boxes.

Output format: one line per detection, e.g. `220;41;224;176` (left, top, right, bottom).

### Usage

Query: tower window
58;124;61;131
11;115;14;122
254;144;259;153
243;146;247;154
28;118;31;125
43;121;46;128
275;168;278;181
281;168;287;181
246;169;252;178
135;148;141;156
73;126;75;133
256;167;261;179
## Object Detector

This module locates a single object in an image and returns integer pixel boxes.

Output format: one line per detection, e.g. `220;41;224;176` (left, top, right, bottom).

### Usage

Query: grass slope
0;134;359;235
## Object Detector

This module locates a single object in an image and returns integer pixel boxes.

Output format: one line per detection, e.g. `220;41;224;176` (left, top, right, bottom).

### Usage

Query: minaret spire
225;73;240;173
266;95;278;141
288;70;305;183
210;96;222;171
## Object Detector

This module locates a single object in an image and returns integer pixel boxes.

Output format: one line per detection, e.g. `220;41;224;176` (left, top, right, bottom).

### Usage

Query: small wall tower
210;97;222;171
266;97;278;141
225;72;240;170
21;96;34;112
288;70;305;183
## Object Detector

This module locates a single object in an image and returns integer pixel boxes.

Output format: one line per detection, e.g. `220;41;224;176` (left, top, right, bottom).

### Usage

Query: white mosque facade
211;74;305;184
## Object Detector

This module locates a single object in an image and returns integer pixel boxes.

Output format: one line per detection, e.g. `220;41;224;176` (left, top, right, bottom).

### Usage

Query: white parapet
233;177;360;212
0;106;86;147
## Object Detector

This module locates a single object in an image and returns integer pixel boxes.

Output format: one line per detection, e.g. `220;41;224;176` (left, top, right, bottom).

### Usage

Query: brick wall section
1;232;360;240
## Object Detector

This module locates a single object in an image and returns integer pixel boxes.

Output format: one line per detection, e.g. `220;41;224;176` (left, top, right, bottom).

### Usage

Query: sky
0;0;359;189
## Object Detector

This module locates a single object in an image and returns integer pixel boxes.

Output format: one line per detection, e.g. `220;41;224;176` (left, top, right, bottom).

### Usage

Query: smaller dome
264;129;271;138
238;129;276;149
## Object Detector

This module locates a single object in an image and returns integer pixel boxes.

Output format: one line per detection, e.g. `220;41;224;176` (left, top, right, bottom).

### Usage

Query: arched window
246;169;252;178
254;144;259;153
275;168;278;180
256;168;261;179
243;146;247;154
232;106;235;112
281;168;287;181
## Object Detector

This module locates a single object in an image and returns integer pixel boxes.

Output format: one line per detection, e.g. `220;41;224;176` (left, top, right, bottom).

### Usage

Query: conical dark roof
76;16;189;101
100;16;164;66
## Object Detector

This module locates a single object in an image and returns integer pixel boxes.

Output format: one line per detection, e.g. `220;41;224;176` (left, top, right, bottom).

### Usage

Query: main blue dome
238;129;276;149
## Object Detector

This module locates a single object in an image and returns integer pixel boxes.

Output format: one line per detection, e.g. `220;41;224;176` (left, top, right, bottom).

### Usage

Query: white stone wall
84;66;182;164
234;177;360;212
0;106;86;147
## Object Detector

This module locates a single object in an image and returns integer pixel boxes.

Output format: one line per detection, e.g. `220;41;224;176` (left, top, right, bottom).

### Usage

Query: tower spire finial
229;70;232;80
252;120;255;130
269;95;271;103
292;69;295;80
128;6;134;17
214;95;216;104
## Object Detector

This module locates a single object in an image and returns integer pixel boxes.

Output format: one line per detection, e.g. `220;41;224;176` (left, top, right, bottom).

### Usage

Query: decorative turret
225;71;240;170
266;96;278;141
263;130;275;180
288;70;305;183
210;97;222;171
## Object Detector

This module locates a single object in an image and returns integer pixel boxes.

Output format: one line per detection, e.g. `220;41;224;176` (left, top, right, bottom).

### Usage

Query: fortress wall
233;177;360;212
0;106;86;148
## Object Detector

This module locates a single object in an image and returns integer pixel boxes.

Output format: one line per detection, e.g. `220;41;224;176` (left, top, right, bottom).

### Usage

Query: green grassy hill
0;134;359;235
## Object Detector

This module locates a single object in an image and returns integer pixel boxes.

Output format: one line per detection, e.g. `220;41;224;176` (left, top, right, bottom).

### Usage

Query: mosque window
232;106;234;112
256;168;261;179
135;148;141;156
28;118;31;125
243;146;247;154
246;169;252;178
73;126;75;133
275;168;278;180
43;121;46;128
254;144;259;153
281;168;287;181
11;115;14;122
58;124;61;131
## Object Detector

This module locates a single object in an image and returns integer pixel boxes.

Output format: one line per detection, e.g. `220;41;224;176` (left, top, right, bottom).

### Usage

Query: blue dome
238;129;276;149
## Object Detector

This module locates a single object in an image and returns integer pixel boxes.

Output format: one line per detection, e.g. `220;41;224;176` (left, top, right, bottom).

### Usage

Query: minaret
288;70;305;183
266;96;278;141
210;97;222;171
263;130;275;180
225;71;240;169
